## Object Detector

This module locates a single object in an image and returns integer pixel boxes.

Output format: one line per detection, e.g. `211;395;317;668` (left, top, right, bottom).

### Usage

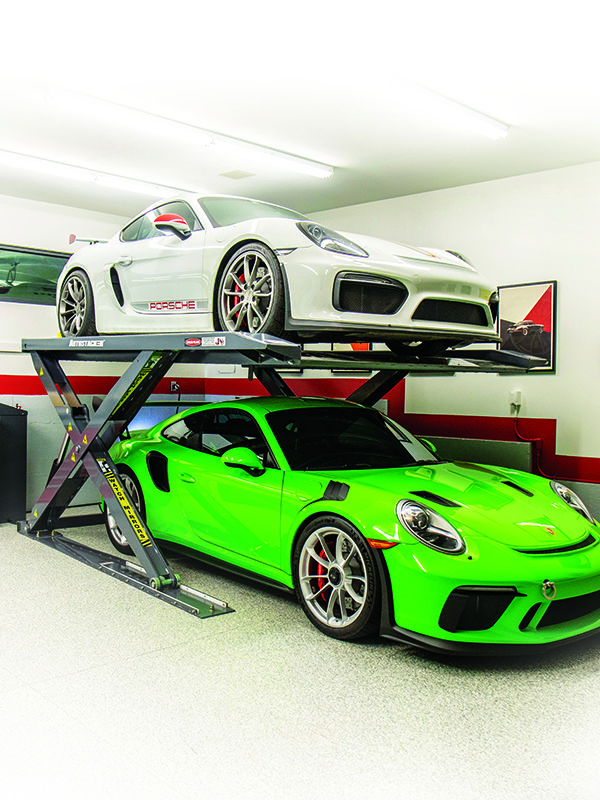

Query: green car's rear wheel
104;466;145;556
293;516;379;640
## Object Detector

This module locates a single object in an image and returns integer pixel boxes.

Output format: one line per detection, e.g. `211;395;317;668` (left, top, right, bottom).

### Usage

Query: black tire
103;466;145;556
385;338;458;358
215;243;285;337
292;516;380;641
57;269;98;337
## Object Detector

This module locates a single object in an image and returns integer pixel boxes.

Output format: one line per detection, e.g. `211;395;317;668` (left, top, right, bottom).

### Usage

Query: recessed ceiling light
220;170;257;180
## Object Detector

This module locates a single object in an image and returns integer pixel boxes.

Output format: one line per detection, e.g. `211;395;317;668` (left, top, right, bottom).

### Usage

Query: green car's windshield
266;406;440;471
198;196;306;227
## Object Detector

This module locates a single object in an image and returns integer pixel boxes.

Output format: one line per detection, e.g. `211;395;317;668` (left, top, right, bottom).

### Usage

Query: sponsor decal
184;336;226;347
68;339;105;347
97;458;152;548
148;299;197;312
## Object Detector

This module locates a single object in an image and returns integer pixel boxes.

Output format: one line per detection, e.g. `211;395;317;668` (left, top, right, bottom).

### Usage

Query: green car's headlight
297;221;369;257
397;500;466;555
551;481;596;525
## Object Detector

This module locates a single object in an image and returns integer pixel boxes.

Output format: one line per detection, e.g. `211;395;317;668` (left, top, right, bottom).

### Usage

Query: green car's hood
318;461;593;549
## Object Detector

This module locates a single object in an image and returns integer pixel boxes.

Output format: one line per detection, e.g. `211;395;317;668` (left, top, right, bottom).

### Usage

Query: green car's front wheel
104;466;145;556
293;516;379;640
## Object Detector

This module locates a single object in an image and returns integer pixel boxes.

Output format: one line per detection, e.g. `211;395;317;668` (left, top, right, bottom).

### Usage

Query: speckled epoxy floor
2;518;600;800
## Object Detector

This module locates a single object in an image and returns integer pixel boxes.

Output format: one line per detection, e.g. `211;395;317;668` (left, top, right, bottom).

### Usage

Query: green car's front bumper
374;539;600;655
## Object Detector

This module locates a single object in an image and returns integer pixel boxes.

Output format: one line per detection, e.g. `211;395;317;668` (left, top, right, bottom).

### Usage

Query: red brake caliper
315;545;329;609
233;273;244;327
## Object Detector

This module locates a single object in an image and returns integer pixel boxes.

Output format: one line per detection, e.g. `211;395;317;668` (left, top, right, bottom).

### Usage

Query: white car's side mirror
154;214;192;240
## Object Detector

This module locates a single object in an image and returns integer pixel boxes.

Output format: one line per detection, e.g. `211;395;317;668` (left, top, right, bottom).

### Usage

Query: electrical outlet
509;389;522;414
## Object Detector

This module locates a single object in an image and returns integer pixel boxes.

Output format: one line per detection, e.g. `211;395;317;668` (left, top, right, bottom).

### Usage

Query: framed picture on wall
497;280;557;373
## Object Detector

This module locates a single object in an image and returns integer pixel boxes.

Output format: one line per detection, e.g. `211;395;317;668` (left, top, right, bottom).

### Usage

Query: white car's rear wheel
216;244;284;336
58;269;97;337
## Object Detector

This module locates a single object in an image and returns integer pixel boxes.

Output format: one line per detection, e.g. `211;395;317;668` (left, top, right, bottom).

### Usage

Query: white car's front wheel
58;269;98;337
216;244;285;337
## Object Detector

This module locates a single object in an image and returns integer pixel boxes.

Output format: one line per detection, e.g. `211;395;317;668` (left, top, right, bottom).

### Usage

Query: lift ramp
16;331;543;618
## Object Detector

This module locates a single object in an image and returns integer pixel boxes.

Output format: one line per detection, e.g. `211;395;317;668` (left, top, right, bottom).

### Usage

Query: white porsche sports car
56;194;499;353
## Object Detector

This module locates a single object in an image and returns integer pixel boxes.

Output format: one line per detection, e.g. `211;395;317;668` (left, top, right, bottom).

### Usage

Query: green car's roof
152;395;355;431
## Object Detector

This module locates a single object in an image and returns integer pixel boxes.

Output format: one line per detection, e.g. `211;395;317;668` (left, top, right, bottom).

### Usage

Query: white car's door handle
115;256;132;266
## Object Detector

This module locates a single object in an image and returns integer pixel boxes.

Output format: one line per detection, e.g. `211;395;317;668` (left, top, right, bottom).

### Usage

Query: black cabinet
0;403;27;523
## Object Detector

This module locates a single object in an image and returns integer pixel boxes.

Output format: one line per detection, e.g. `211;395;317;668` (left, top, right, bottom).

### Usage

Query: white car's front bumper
279;249;498;343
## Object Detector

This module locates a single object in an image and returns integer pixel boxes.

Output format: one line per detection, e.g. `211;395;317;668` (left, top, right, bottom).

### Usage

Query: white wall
0;193;127;507
313;160;600;461
3;160;600;507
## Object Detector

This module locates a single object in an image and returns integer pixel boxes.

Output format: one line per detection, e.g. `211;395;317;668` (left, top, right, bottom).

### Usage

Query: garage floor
2;517;600;800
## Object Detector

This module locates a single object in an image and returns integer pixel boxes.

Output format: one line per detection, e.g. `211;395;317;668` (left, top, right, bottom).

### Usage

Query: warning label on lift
97;458;152;548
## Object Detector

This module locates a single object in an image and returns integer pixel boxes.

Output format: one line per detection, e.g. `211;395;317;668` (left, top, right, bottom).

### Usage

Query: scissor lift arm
16;332;543;618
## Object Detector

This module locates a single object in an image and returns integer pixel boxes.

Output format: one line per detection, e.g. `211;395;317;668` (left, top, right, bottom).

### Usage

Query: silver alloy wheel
106;473;141;549
219;250;275;333
58;272;90;336
297;525;369;629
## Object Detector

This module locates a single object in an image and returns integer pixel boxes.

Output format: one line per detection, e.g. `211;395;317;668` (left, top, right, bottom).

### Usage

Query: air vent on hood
410;491;461;508
502;480;534;497
513;534;596;555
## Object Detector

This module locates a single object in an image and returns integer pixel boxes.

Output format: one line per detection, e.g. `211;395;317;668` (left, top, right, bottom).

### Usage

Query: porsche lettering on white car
56;193;499;353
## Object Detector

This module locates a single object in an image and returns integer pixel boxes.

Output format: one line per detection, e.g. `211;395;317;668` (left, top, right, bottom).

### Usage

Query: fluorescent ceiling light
0;148;186;196
419;85;511;140
49;90;336;180
210;135;334;179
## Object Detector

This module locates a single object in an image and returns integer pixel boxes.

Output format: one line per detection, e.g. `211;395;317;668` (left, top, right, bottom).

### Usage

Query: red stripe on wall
0;375;206;396
3;372;599;483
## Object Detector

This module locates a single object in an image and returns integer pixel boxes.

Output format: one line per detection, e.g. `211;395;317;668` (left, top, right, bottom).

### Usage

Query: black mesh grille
439;587;517;632
538;588;600;628
412;299;488;326
334;274;408;315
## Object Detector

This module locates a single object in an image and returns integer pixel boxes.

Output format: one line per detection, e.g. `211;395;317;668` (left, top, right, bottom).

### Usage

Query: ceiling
2;0;600;220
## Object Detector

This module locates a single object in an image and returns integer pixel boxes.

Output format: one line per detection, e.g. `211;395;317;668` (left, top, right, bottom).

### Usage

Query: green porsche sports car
106;396;600;653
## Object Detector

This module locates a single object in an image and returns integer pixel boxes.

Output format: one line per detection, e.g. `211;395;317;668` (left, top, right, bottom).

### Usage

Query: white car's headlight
551;481;596;525
397;500;466;554
297;221;368;258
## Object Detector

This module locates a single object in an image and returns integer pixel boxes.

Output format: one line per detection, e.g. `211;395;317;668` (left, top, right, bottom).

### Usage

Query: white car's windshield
198;196;306;227
266;406;440;470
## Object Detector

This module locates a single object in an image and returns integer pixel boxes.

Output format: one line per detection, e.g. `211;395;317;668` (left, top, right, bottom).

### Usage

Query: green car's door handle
178;473;196;483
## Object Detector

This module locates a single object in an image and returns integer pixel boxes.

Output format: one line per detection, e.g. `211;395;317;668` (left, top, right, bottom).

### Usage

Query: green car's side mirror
222;446;265;476
419;438;437;454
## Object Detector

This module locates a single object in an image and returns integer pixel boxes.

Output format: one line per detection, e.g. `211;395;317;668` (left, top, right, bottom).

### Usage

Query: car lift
16;331;543;619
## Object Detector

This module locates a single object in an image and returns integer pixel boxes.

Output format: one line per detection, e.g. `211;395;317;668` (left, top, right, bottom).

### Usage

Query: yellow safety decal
83;435;88;445
68;423;73;431
97;458;152;548
71;452;76;462
113;352;164;414
40;368;44;376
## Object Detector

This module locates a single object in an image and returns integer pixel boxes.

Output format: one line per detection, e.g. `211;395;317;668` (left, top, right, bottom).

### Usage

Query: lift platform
16;331;543;619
